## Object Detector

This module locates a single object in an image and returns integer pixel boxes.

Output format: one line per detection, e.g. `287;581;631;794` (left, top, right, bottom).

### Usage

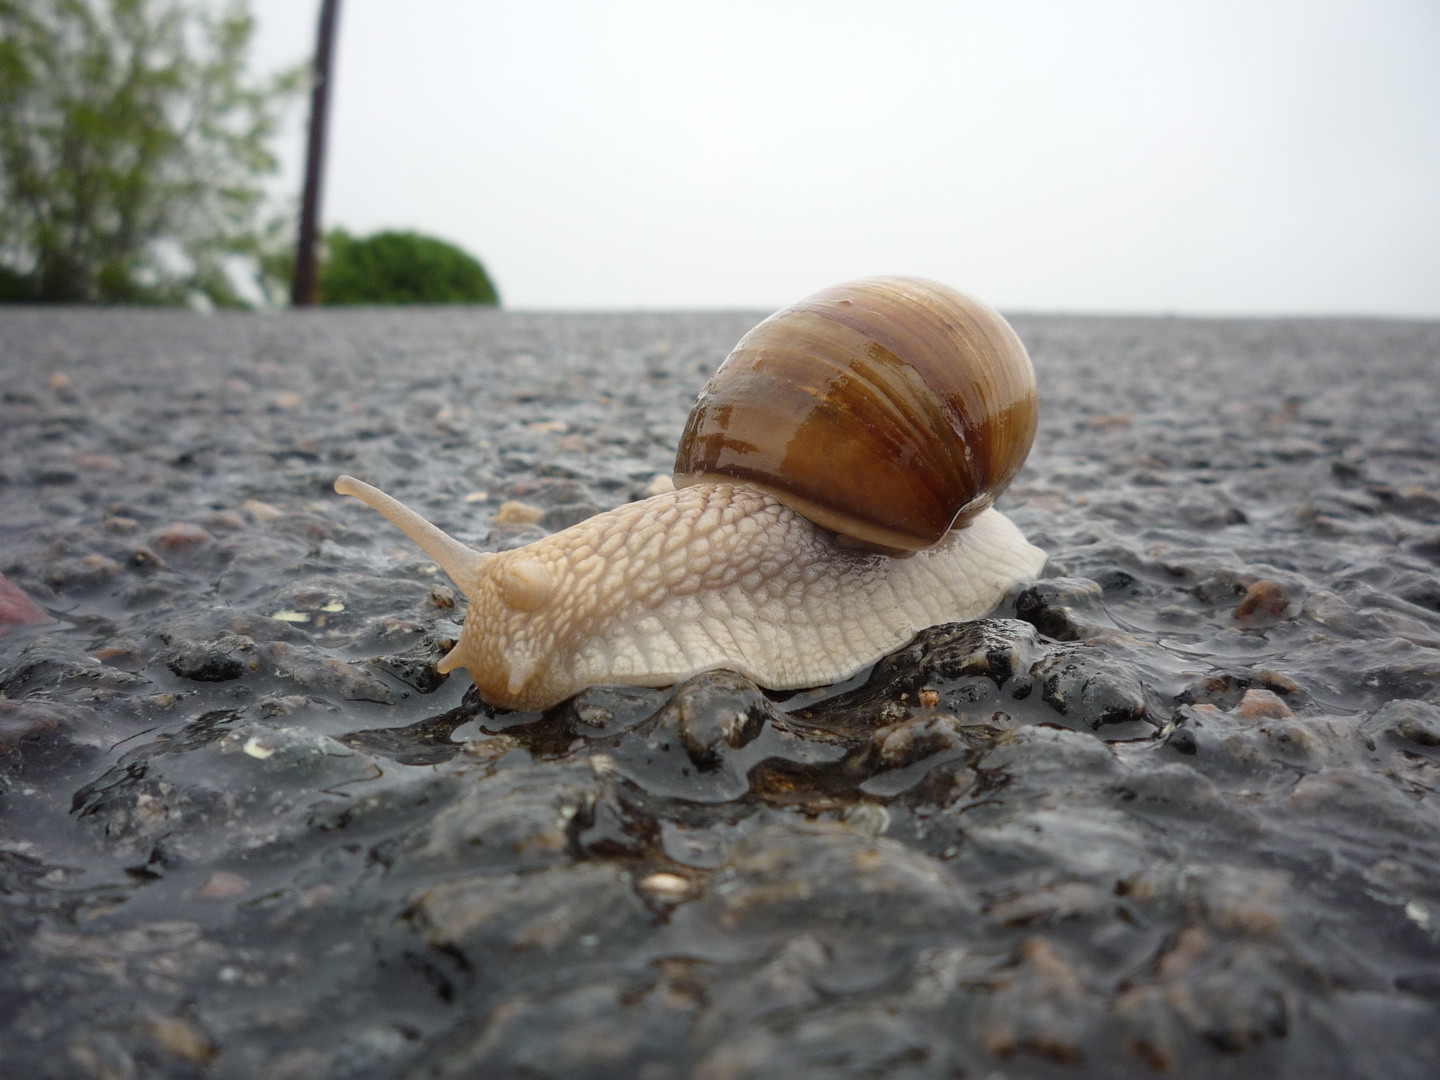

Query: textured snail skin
334;476;1047;712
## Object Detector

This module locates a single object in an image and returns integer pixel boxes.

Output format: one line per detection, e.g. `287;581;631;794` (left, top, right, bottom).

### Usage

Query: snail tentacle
335;475;493;596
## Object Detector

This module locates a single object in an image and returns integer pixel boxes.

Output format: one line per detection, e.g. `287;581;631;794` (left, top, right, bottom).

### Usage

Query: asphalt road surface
2;306;1439;1078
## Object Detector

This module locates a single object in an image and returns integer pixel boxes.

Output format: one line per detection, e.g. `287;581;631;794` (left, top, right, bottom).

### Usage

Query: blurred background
4;0;1438;313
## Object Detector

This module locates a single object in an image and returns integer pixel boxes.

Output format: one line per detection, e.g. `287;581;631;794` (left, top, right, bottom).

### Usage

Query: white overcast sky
249;0;1440;315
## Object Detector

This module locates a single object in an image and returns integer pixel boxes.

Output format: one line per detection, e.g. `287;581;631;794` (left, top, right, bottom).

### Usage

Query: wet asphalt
1;305;1439;1078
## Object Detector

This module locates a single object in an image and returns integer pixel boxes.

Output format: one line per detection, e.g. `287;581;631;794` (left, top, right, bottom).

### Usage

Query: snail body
333;477;1043;710
335;277;1047;711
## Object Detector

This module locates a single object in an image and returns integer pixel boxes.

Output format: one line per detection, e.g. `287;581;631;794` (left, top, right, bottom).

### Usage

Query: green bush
0;0;301;305
320;229;499;306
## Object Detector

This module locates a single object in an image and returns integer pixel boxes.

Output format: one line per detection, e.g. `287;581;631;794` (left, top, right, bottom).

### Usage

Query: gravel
1;305;1439;1078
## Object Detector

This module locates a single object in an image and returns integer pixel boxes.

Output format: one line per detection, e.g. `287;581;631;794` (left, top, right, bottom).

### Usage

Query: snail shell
333;277;1046;711
675;276;1038;553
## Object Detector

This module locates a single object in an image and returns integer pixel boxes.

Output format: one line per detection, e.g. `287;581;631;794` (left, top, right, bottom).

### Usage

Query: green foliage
320;228;500;306
0;0;301;305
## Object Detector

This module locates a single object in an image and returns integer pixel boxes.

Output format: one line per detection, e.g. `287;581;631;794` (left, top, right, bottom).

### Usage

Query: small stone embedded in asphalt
242;498;282;522
104;514;139;534
494;499;545;525
870;714;967;771
786;618;1043;734
2;308;1439;1079
1364;698;1440;747
199;870;248;900
265;640;397;703
161;631;258;682
0;635;149;699
661;668;775;765
1032;642;1152;730
0;571;52;634
637;871;694;903
1234;579;1292;627
207;509;246;531
154;521;213;550
407;859;653;956
1236;688;1296;721
977;936;1093;1065
1014;576;1107;640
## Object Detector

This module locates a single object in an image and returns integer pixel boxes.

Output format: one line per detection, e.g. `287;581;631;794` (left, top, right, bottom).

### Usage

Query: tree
320;228;500;306
0;0;301;305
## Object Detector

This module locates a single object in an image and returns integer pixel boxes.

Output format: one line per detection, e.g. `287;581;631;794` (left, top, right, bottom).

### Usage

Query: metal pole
292;0;341;307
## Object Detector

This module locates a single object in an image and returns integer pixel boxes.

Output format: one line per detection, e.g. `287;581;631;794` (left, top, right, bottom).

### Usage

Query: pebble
91;641;142;664
1236;688;1295;721
978;938;1090;1065
1;636;148;698
147;1016;217;1064
638;872;694;903
243;498;283;522
1234;579;1290;626
494;500;546;525
266;641;395;702
1032;642;1149;729
199;871;249;899
207;510;246;530
129;546;166;572
660;669;774;764
1365;699;1440;746
1014;577;1106;640
409;861;651;956
155;521;213;549
0;573;50;634
162;632;257;682
871;714;966;771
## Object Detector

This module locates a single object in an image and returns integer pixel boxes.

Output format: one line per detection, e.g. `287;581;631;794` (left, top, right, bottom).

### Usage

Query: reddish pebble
0;573;51;635
207;511;246;531
200;871;249;899
1234;580;1289;626
156;522;213;550
1237;689;1294;721
93;642;143;663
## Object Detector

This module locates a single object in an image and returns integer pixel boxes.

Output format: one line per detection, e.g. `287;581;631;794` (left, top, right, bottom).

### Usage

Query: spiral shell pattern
674;277;1038;552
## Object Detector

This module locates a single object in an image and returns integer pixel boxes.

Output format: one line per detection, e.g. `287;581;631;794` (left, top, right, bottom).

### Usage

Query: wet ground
2;305;1439;1079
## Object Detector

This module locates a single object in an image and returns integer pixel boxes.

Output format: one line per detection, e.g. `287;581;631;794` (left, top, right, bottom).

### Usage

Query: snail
334;277;1047;711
